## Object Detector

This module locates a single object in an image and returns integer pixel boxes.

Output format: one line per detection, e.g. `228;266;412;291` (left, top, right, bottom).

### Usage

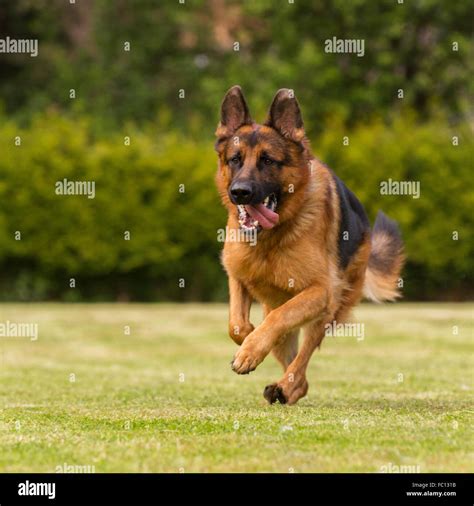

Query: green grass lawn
0;303;472;473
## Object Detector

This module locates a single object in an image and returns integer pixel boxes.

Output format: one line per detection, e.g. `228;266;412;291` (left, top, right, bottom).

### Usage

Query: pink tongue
244;203;279;230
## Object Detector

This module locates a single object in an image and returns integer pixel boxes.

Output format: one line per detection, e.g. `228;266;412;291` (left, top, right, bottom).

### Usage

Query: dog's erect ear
215;85;252;138
265;88;305;142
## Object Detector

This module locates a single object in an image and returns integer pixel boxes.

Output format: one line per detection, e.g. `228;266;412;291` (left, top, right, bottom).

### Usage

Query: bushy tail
363;211;405;303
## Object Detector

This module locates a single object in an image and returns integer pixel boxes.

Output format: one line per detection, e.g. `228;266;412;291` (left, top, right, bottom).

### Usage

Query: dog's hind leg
264;319;328;405
271;330;299;371
259;303;299;371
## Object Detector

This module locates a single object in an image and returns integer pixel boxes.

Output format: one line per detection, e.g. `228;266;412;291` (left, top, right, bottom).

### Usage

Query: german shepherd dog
215;86;404;405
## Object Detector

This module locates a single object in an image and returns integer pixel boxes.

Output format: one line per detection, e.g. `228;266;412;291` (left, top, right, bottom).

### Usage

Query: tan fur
215;87;402;405
363;237;405;303
217;152;369;404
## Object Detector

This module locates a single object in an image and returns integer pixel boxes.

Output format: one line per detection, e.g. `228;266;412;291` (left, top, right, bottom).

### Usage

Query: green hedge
0;112;471;300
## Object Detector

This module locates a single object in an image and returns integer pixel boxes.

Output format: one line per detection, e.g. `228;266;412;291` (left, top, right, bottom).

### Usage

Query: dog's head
215;86;312;234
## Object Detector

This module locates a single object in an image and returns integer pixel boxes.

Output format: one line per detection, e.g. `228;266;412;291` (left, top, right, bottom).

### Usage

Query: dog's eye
229;155;240;164
262;157;274;165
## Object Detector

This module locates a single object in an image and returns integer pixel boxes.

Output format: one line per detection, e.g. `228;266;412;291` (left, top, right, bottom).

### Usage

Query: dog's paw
230;348;261;375
264;375;309;405
263;383;288;404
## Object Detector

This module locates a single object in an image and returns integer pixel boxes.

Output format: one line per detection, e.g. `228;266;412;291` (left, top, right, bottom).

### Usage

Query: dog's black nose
229;180;254;204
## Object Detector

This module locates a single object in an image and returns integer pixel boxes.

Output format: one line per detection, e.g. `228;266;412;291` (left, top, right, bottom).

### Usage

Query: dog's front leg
231;284;332;374
228;275;254;345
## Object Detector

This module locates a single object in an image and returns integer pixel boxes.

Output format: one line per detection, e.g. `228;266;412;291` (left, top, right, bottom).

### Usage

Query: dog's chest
223;240;323;298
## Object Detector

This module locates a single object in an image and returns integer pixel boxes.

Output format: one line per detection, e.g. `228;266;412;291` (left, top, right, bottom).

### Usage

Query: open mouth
237;193;279;232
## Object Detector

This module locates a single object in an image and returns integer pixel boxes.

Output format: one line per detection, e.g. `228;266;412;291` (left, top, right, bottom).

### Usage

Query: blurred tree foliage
0;0;472;300
0;0;471;132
